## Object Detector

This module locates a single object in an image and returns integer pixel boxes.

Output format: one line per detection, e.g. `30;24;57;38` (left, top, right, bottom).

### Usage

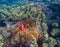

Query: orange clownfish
19;24;24;32
19;21;29;32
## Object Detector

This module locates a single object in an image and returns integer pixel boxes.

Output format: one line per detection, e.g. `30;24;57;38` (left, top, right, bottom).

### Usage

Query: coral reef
0;1;60;47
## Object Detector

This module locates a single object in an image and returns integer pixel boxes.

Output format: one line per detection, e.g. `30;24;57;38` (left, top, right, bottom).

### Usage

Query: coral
0;35;4;47
0;2;45;21
0;1;60;47
1;18;43;47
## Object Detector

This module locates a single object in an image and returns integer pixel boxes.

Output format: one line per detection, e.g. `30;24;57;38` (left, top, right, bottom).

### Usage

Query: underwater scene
0;0;60;47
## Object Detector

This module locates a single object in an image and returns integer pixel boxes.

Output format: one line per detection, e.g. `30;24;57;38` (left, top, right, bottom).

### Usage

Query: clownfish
18;22;29;32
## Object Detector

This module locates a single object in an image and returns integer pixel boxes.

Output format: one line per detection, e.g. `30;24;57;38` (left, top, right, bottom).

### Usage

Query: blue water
0;0;51;6
0;0;25;6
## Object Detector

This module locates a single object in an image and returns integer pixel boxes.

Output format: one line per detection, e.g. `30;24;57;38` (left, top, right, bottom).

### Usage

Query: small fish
19;24;24;32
